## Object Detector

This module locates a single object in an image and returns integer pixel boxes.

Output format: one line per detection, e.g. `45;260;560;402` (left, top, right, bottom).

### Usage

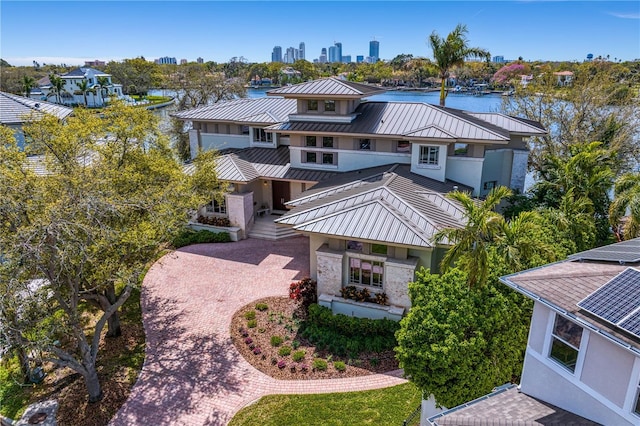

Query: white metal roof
0;91;73;124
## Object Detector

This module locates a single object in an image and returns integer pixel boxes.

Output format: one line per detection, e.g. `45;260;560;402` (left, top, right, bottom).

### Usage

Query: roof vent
453;185;458;190
34;103;40;108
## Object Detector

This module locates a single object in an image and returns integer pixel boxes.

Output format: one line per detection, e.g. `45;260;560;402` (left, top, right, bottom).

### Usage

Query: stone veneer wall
315;244;419;310
226;192;254;239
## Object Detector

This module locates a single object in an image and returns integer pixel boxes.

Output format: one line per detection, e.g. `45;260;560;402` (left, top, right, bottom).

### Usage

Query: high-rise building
356;55;364;63
180;59;188;65
335;42;342;63
369;40;380;62
342;55;351;63
285;47;298;64
197;57;204;64
299;42;305;60
328;46;337;63
319;48;327;63
272;46;283;63
492;55;506;63
155;56;177;65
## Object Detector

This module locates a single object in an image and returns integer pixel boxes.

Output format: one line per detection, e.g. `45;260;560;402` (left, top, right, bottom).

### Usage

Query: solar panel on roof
568;238;640;263
619;311;640;336
577;267;640;339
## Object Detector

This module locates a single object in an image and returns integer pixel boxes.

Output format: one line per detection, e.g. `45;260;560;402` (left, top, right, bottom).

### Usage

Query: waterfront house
33;67;124;107
553;70;574;86
173;77;546;317
428;238;640;425
0;91;73;146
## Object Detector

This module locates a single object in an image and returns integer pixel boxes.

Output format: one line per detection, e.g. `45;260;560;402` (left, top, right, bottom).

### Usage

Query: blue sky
2;1;639;66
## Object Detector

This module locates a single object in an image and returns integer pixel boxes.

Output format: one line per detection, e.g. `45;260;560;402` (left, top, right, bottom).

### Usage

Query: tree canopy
0;102;222;402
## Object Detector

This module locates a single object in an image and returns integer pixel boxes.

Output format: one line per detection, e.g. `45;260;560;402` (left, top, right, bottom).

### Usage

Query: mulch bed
230;296;399;380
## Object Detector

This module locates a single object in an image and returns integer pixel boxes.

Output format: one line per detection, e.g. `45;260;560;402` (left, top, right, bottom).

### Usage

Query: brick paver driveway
110;236;406;426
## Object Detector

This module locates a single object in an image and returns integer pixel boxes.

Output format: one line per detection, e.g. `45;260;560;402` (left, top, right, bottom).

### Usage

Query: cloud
608;12;640;19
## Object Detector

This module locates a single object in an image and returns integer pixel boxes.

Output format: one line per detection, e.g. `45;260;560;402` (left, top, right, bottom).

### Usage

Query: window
549;314;583;373
324;100;336;112
205;198;226;214
306;136;317;147
347;241;363;252
396;141;411;153
349;258;384;288
483;181;497;190
371;244;387;255
419;146;440;166
358;139;371;150
305;152;317;163
454;143;468;156
253;128;273;143
322;153;334;164
635;380;640;415
307;100;318;111
241;125;249;135
322;137;334;148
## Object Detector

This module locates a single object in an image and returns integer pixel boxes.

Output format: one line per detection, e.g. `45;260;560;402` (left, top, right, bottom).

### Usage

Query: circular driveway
110;236;406;426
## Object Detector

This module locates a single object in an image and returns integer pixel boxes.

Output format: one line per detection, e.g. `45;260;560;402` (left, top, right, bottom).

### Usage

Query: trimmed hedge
172;229;231;248
300;304;399;357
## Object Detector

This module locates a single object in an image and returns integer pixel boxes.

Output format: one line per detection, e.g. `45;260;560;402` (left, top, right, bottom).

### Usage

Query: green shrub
278;345;292;357
334;361;346;372
247;319;257;328
292;340;300;349
292;350;306;362
255;303;269;311
300;304;400;356
244;311;256;320
270;335;284;347
172;228;231;248
312;358;328;371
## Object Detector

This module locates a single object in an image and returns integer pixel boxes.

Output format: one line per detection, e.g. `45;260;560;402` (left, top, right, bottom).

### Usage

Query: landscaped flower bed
230;296;399;380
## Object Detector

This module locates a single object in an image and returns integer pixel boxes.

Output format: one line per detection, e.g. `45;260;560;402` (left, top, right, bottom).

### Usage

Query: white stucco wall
481;149;514;196
199;132;250;152
520;302;640;425
509;149;529;192
445;156;484;196
288;147;410;171
410;143;448;182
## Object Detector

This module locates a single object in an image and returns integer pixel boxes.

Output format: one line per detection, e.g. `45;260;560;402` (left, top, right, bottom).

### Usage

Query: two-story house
427;238;640;425
174;77;546;317
32;67;124;107
1;91;73;147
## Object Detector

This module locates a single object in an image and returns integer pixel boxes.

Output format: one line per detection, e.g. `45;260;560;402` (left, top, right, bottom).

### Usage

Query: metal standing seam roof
171;97;297;124
266;77;386;97
61;67;110;78
266;101;512;142
467;112;548;134
182;146;339;183
0;91;74;124
276;167;467;247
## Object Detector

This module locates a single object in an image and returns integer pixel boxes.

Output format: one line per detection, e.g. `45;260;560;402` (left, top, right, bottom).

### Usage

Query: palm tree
96;76;110;105
428;24;490;106
76;80;90;106
47;73;65;104
434;186;511;287
21;75;36;98
610;173;640;240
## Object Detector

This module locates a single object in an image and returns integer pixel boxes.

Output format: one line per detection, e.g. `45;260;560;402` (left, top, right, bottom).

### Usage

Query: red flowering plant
288;278;317;308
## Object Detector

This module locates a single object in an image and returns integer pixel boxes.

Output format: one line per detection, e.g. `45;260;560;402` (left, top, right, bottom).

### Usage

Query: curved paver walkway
110;236;406;426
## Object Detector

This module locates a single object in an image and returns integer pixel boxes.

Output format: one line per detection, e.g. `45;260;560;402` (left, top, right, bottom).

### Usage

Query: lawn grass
0;357;32;420
228;382;422;426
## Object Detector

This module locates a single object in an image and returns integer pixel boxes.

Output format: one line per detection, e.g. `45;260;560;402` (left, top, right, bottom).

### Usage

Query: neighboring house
427;237;640;425
173;77;546;318
520;74;533;87
554;70;574;86
0;91;73;147
33;67;124;107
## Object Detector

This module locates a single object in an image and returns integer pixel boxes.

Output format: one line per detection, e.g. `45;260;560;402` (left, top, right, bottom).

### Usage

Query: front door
272;180;290;211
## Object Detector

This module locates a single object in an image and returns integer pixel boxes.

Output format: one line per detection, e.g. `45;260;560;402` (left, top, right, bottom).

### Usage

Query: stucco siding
520;346;636;425
445;156;484;195
410;143;447;182
408;248;433;273
200;133;250;151
481;149;513;196
527;302;549;355
581;332;636;408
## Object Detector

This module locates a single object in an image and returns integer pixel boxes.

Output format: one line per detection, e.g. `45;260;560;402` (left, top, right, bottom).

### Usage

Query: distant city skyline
2;1;639;67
